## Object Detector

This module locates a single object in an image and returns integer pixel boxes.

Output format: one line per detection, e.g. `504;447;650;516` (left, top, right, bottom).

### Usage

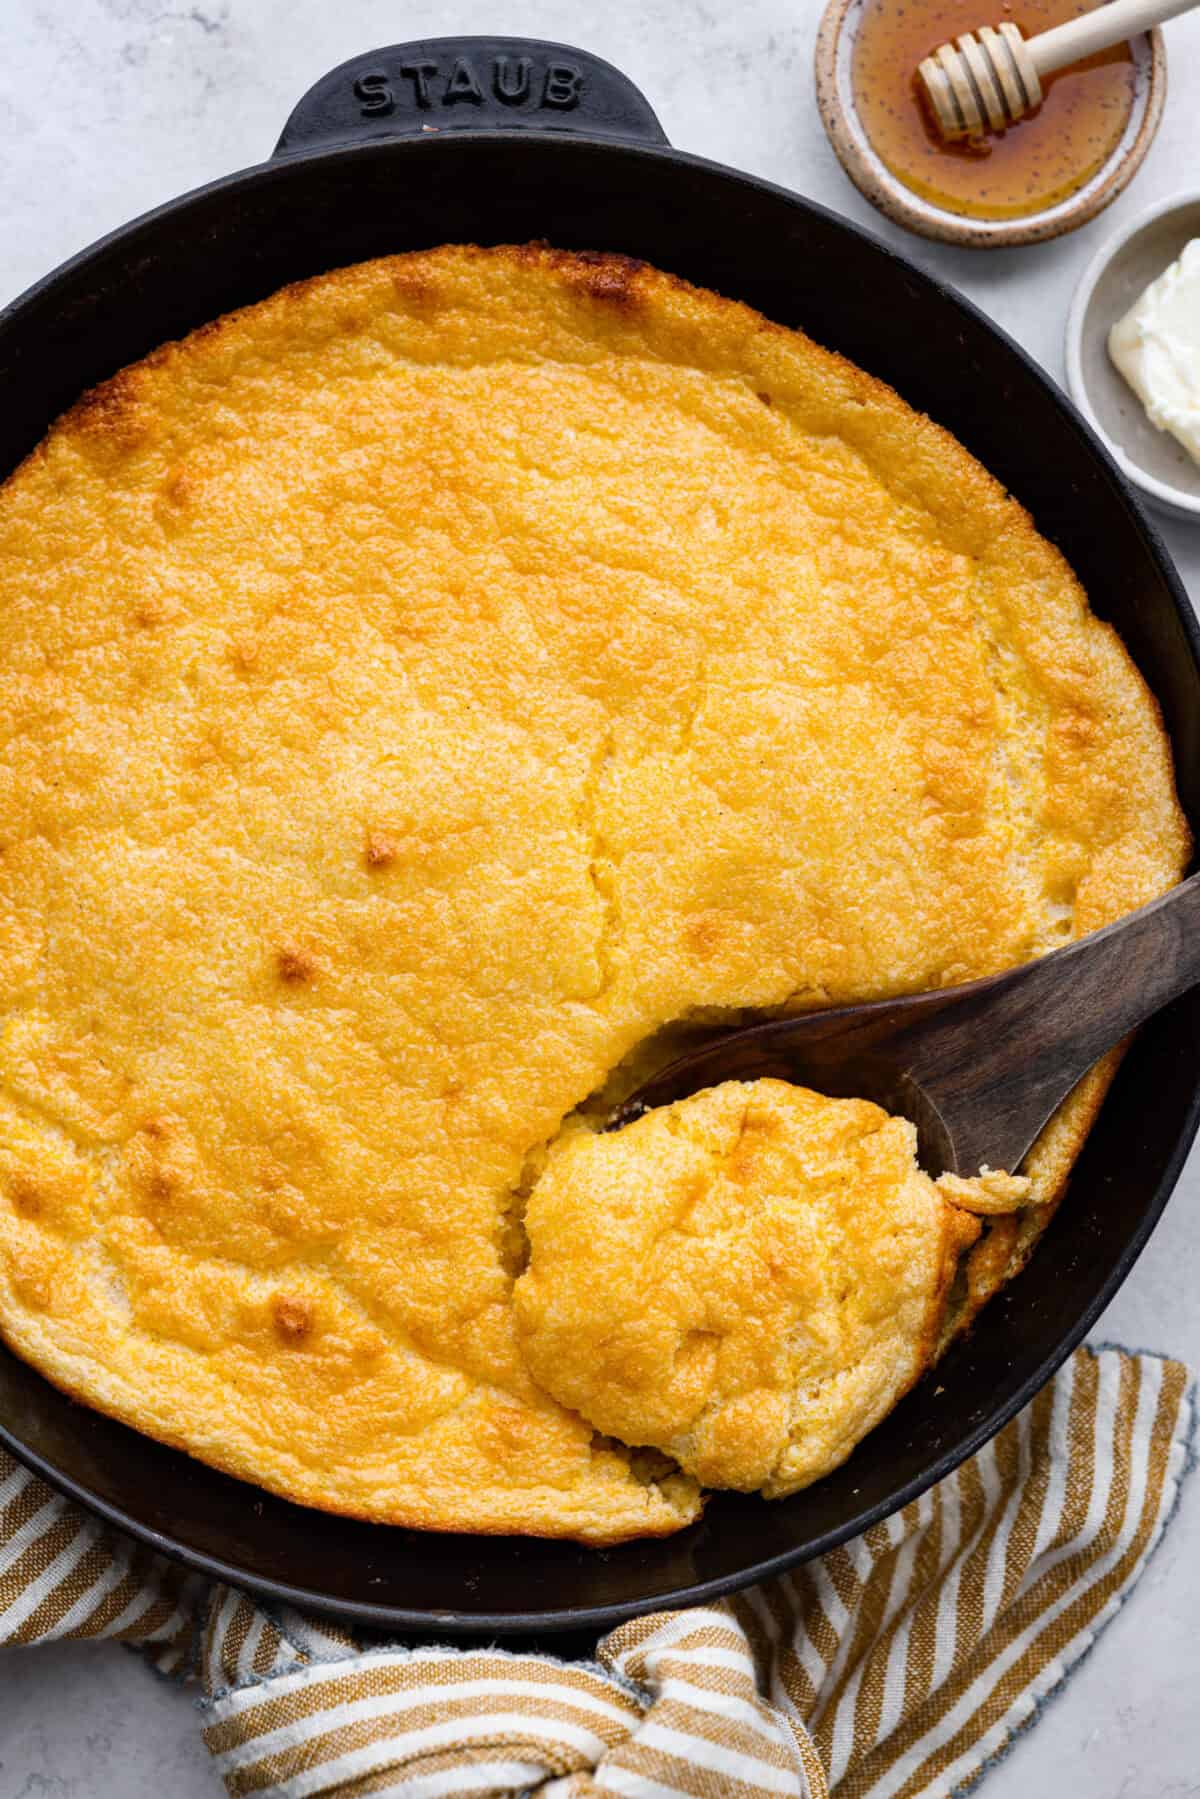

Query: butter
1109;239;1200;468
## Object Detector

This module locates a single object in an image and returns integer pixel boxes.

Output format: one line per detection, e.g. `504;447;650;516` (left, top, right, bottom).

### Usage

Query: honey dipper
918;0;1200;141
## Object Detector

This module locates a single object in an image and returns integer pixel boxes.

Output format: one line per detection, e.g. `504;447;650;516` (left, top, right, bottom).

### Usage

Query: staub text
353;57;584;116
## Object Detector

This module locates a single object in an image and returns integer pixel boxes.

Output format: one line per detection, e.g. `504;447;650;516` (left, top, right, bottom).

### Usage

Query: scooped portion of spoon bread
515;1081;1018;1496
0;242;1187;1541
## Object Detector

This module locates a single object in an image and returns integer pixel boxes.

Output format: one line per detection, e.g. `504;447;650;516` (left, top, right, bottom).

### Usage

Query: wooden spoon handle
1027;0;1199;78
913;870;1200;1174
612;872;1200;1178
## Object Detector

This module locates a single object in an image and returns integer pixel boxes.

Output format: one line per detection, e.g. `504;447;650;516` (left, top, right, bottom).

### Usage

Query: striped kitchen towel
0;1344;1192;1797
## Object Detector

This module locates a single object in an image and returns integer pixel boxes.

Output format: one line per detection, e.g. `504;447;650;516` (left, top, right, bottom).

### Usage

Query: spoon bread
0;244;1185;1539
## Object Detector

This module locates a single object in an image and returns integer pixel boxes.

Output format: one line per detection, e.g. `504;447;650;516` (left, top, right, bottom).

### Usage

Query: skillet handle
273;38;669;156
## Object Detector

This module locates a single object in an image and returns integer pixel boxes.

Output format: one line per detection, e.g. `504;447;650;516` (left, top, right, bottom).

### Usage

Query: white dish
1066;192;1200;523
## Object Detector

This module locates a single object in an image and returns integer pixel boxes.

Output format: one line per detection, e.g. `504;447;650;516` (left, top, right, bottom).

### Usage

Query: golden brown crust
0;243;1187;1539
515;1080;990;1498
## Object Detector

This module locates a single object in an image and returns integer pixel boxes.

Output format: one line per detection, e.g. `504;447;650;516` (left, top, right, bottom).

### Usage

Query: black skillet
1;38;1197;1639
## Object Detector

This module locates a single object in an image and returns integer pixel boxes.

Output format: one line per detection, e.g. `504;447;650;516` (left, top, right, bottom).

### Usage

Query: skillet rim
1;126;1198;1635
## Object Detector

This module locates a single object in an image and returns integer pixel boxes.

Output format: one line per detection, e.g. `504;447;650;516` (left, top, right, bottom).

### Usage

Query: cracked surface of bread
514;1080;987;1496
0;242;1187;1540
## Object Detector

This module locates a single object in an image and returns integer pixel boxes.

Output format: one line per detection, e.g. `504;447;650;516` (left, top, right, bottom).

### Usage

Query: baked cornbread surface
515;1081;989;1497
0;243;1186;1541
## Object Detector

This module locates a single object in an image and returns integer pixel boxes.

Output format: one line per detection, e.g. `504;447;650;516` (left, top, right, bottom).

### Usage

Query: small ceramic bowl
1066;192;1200;524
814;0;1166;249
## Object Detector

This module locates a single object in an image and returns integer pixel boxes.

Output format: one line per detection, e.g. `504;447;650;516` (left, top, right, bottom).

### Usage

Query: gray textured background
2;2;1200;1793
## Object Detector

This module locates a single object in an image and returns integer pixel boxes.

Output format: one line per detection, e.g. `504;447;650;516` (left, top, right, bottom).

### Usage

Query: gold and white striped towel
0;1345;1192;1797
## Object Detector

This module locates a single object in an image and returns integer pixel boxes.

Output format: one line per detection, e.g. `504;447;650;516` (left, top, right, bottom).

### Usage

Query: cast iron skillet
1;38;1198;1639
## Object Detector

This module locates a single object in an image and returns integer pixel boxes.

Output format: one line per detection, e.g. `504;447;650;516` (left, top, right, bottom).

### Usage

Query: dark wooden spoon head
608;872;1200;1178
607;991;970;1174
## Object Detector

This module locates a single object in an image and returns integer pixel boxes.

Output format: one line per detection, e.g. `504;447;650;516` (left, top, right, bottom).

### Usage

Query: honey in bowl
852;0;1137;220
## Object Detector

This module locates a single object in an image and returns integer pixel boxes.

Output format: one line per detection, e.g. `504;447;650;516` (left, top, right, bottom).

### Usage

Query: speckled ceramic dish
814;0;1166;248
1067;191;1200;522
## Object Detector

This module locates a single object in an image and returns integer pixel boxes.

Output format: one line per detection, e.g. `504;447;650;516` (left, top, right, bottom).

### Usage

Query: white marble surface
2;1;1200;1793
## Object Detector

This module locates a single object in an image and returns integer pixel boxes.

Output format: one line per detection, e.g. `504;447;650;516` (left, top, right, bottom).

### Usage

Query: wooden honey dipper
918;0;1199;141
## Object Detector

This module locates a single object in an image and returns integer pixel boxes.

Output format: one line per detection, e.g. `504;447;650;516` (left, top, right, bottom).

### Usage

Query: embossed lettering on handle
274;37;667;156
349;53;584;118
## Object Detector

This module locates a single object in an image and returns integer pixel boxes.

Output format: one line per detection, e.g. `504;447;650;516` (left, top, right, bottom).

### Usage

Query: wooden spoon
610;873;1200;1176
918;0;1200;142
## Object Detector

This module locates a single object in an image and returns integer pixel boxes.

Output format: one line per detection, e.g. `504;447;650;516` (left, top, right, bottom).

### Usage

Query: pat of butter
1108;239;1200;468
